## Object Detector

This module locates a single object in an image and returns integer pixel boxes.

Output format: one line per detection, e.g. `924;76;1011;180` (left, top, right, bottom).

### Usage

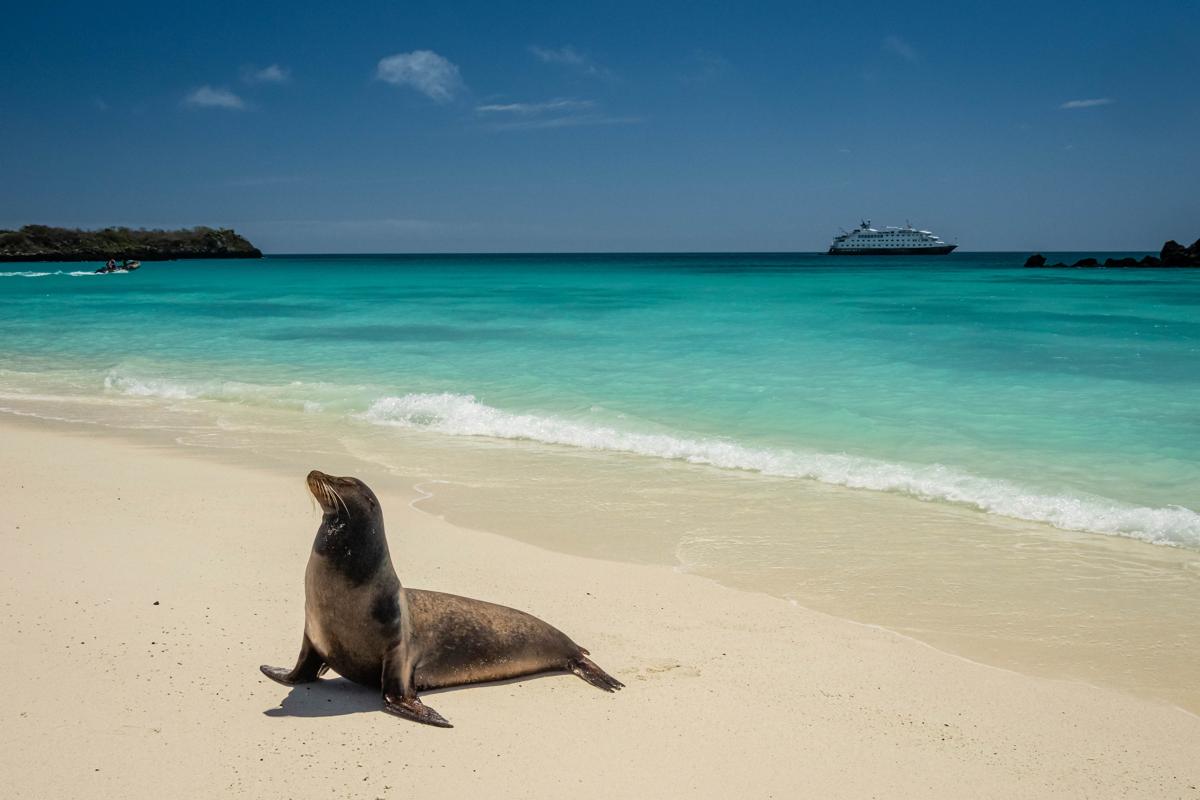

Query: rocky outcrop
1024;236;1200;268
0;225;262;262
1160;239;1200;267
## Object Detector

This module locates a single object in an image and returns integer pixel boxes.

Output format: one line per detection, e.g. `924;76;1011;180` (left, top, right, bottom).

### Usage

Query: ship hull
827;245;957;256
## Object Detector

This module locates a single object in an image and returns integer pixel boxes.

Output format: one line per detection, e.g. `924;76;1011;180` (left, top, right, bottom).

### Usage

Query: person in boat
105;259;116;271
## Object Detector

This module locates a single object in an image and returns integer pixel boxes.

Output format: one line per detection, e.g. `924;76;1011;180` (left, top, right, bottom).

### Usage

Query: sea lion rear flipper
383;693;453;728
259;633;325;686
569;655;625;692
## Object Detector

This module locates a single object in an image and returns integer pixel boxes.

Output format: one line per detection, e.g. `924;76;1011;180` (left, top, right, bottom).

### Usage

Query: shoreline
3;416;1200;798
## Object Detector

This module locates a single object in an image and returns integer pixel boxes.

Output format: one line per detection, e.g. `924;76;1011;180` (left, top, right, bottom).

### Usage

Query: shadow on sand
263;678;380;718
263;672;568;719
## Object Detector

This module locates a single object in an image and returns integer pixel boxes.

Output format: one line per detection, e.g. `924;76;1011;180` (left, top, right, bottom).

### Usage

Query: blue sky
1;0;1197;252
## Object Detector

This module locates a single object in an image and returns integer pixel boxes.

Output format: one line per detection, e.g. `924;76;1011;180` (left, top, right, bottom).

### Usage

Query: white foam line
357;392;1200;548
0;270;112;277
17;368;1199;548
409;479;451;510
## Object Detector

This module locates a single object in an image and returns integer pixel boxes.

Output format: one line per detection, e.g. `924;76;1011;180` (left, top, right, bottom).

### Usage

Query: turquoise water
2;253;1198;546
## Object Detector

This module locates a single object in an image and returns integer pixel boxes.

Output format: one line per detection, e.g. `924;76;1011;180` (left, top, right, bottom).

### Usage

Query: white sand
2;419;1198;798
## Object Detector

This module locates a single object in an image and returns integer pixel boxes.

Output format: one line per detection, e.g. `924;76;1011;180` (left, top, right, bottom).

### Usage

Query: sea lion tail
569;655;624;692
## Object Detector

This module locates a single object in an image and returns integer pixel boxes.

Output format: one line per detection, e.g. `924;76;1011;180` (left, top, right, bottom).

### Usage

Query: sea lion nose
306;470;330;493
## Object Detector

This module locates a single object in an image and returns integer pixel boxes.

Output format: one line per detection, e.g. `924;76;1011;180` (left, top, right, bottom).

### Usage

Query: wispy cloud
475;98;596;115
243;64;291;84
1060;97;1114;109
681;50;730;84
376;50;463;102
882;35;918;62
93;96;109;111
183;86;246;110
528;45;611;77
475;95;635;131
529;45;587;65
488;114;640;132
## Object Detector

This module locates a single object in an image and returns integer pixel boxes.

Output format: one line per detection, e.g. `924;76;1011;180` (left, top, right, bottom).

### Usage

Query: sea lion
260;470;622;727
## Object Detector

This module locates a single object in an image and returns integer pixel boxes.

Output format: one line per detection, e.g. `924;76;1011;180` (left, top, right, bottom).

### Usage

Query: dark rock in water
1024;235;1197;269
1160;238;1200;267
1161;240;1187;266
0;225;262;263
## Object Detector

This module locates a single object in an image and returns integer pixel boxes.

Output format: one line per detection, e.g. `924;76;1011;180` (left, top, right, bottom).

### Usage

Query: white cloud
183;86;246;110
376;50;463;102
475;98;596;114
883;35;918;62
1060;97;1114;109
243;64;291;84
528;45;610;77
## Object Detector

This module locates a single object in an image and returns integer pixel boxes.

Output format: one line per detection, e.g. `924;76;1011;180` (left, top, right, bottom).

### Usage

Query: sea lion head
306;470;384;527
306;470;391;582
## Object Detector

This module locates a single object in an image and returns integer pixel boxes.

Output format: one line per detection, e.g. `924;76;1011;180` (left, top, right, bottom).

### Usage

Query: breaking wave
360;392;1200;547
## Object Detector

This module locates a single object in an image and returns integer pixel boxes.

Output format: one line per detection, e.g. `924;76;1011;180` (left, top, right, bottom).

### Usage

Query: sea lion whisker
325;482;351;519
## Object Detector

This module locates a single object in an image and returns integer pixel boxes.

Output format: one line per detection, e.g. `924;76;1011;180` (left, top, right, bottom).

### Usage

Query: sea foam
102;367;359;410
360;392;1200;548
104;372;198;399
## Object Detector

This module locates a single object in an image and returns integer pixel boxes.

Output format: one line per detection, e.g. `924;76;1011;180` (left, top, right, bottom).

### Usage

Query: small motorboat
95;260;141;274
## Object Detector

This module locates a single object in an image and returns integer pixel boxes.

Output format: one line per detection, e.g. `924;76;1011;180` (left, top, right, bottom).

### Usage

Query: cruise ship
828;221;956;255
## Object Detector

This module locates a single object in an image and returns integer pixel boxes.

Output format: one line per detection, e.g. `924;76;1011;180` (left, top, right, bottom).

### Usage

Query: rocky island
0;225;262;262
1025;237;1200;268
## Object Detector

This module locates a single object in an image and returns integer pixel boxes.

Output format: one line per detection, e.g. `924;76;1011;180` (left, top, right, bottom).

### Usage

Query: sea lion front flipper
382;642;452;728
260;633;325;686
